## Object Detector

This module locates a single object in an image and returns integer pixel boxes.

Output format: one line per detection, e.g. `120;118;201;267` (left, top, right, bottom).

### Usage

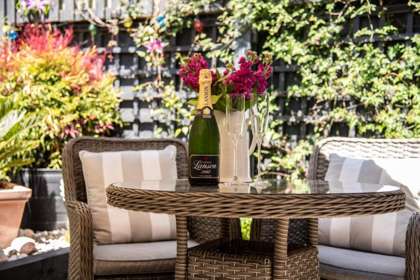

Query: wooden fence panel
6;0;16;24
48;0;61;22
3;0;165;23
94;0;106;19
0;1;5;36
105;0;120;19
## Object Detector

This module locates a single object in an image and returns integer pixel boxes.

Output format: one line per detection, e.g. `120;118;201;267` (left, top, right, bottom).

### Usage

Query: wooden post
60;0;75;21
48;0;60;22
6;0;16;24
95;0;105;19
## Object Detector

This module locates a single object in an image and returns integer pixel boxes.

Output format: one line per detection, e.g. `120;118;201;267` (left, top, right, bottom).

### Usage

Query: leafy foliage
231;0;420;177
76;0;418;239
0;97;37;183
0;25;121;168
87;1;419;179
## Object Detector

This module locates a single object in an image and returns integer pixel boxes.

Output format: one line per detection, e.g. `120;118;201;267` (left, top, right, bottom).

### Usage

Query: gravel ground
0;229;69;262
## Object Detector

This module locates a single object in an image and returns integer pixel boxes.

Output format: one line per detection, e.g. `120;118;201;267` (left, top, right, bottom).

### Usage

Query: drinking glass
225;94;246;185
250;94;270;188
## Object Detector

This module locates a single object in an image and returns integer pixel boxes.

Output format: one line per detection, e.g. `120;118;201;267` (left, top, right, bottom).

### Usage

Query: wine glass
225;94;246;185
250;93;270;188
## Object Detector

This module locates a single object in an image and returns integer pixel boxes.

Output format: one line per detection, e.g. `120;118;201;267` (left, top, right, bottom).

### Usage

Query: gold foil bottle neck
197;69;213;112
199;69;212;83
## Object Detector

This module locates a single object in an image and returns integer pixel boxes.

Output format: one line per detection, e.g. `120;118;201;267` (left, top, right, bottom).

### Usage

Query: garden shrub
0;24;121;168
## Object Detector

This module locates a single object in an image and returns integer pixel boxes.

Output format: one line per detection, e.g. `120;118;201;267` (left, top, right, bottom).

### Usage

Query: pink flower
254;63;272;95
179;52;272;97
145;39;163;54
225;57;256;99
179;53;210;91
94;123;114;134
63;124;80;138
82;51;105;82
225;56;272;98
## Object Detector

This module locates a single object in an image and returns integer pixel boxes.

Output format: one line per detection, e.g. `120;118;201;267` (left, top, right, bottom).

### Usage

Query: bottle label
189;154;219;178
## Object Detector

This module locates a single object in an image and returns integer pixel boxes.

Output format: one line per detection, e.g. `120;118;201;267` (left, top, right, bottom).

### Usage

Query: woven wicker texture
63;137;239;280
187;239;319;280
406;213;420;280
308;137;420;280
251;219;309;245
66;200;93;280
248;137;419;280
95;275;174;280
107;179;404;280
307;137;420;181
188;217;241;244
107;184;404;219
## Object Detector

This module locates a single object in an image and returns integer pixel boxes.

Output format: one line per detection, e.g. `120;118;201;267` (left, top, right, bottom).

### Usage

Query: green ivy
240;0;420;177
104;0;420;178
76;0;420;240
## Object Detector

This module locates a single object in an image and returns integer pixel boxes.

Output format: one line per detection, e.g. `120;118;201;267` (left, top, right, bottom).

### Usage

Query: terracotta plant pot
0;185;32;248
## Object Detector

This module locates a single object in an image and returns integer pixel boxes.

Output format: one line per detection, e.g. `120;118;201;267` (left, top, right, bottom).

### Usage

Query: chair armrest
406;212;420;280
66;201;94;280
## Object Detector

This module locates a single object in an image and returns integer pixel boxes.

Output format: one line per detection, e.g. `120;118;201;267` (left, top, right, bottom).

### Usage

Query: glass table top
111;176;401;195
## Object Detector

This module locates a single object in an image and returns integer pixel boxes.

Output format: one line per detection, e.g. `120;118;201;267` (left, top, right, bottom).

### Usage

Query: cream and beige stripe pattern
320;154;420;257
79;146;178;244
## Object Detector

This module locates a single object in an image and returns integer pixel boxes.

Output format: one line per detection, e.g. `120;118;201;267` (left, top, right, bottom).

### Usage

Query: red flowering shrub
0;24;121;168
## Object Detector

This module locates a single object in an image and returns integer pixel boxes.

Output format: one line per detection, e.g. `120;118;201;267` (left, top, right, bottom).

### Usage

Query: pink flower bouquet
179;51;272;111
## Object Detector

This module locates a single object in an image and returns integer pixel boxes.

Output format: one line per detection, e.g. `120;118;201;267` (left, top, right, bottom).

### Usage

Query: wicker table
107;179;405;280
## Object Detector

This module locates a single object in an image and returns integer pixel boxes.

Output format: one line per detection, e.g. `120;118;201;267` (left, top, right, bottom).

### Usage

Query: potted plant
0;24;121;230
0;98;36;248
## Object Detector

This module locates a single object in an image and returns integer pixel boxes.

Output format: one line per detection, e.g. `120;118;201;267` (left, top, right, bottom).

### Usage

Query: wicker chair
63;137;240;280
307;137;419;280
251;137;420;280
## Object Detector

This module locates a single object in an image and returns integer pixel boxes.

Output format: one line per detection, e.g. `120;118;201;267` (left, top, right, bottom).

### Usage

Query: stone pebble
1;228;69;262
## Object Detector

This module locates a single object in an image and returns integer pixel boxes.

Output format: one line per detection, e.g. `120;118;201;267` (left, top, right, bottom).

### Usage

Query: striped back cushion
320;154;420;256
79;146;178;244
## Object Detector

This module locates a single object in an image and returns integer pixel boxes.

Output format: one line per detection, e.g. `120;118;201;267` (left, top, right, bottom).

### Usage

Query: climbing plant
225;0;420;177
81;0;420;178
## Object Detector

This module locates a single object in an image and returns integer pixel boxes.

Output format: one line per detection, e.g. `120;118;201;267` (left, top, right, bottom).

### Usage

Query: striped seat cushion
79;146;178;244
320;154;420;256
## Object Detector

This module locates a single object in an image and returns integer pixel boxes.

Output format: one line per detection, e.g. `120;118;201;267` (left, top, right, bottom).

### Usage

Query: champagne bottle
188;69;220;186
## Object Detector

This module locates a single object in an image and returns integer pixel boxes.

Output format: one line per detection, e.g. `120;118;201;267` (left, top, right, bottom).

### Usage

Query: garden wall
2;0;420;173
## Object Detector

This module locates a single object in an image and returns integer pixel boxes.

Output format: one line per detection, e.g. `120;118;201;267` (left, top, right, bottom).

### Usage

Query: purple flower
21;0;50;11
145;39;163;54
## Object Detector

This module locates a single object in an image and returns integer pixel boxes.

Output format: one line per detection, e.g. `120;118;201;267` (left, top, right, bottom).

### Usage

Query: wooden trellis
1;1;419;140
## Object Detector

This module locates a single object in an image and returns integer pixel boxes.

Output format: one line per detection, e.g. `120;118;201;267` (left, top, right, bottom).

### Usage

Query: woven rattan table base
187;239;319;280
